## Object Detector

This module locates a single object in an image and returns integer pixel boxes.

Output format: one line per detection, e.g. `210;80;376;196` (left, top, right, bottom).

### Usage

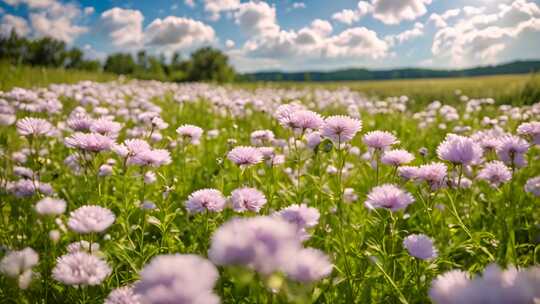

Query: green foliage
185;47;236;82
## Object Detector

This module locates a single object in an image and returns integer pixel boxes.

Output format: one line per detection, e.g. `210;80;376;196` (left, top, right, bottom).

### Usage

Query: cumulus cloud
429;8;460;28
100;8;144;48
332;1;372;25
234;1;279;36
432;0;540;65
185;0;196;8
84;7;95;16
145;16;215;48
204;0;240;21
292;2;306;9
386;22;424;45
225;39;235;48
0;14;30;36
371;0;432;25
2;0;88;43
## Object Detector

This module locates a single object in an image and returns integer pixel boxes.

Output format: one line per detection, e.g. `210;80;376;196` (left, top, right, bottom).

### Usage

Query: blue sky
1;0;539;72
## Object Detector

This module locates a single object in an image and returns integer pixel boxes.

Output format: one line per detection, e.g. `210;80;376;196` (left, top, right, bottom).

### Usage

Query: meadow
0;68;539;304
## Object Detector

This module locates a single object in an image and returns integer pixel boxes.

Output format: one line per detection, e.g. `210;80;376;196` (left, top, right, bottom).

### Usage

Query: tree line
0;31;236;83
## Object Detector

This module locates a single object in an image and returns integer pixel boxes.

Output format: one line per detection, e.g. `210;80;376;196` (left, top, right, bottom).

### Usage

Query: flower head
231;187;267;213
67;205;115;234
128;148;171;168
517;121;540;145
496;135;529;168
284;248;333;283
363;131;397;150
16;117;53;137
90;118;121;138
186;189;226;214
525;176;540;196
176;124;203;145
477;161;512;188
437;134;483;166
134;254;219;304
0;247;39;278
290;110;324;131
403;234;438;260
65;132;114;152
105;286;141;304
52;252;111;286
35;197;66;216
227;146;263;167
417;162;448;190
365;184;414;211
381;149;414;166
250;130;275;146
321;115;362;143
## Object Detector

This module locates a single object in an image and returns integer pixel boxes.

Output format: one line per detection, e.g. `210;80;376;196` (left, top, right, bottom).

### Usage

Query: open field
0;68;539;304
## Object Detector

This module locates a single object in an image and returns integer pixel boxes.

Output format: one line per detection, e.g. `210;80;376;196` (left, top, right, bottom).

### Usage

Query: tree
104;53;136;75
186;47;235;83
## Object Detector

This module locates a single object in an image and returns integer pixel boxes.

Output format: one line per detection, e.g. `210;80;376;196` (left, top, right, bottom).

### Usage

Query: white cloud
234;1;278;36
463;6;485;16
386;22;424;45
3;0;54;9
292;2;306;9
225;39;235;48
332;1;372;25
429;8;460;28
204;0;240;21
372;0;432;25
0;14;30;36
432;0;540;65
84;7;95;16
29;2;88;43
100;7;144;48
144;16;215;49
82;44;106;61
185;0;195;8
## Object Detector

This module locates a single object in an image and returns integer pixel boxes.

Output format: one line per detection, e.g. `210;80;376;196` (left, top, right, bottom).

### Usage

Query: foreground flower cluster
0;80;539;303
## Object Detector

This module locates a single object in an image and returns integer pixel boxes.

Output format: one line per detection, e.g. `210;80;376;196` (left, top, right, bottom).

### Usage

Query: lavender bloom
437;134;483;166
176;124;204;145
7;179;51;198
321;115;362;143
517;121;540;145
276;204;320;231
306;131;322;149
65;132;114;152
231;187;267;213
227;146;263;167
496;135;529;168
477;161;512;188
284;248;333;283
186;189;226;214
417;162;448;190
105;286;141;304
67;205;115;234
99;164;113;177
429;270;470;304
129;149;172;168
13;166;34;178
16;117;53;137
0;247;39;289
52;252;111;286
365;184;414;211
381;149;414;166
398;166;419;181
363;131;398;150
67;113;93;131
35;197;66;216
525;176;540;196
290;110;324;131
403;234;438;260
134;254;219;304
90;118;122;138
275;103;304;128
66;241;100;254
250;130;275;146
208;216;301;275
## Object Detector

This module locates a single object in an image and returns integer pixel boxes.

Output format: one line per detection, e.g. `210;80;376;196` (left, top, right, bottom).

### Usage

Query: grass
0;63;118;91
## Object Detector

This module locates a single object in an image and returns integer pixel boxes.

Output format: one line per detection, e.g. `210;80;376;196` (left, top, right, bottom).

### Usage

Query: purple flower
284;248;333;283
290;110;324;131
381;149;414;166
16;117;54;137
231;187;267;213
525;176;540;197
403;234;438;260
496;135;529;168
398;166;420;181
52;252;111;286
306;131;322;149
105;286;141;304
134;254;219;304
35;197;66;216
176;124;203;145
275;103;304;128
250;130;275;146
186;189;226;214
129;149;171;168
276;204;320;230
321;115;362;143
477;161;512;188
65;132;114;152
429;270;470;304
517;121;540;145
227;146;263;167
363;131;397;150
437;134;483;166
67;205;115;234
67;113;93;131
365;184;414;211
90;118;122;138
0;247;39;278
417;162;448;190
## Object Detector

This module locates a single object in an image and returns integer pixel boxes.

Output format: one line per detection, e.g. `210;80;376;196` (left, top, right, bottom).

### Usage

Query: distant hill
242;60;540;82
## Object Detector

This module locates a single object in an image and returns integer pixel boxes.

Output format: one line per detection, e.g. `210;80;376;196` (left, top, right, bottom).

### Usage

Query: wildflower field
0;75;539;304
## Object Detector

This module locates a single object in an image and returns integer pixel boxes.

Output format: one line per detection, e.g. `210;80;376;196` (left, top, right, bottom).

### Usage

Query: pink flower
403;234;438;260
290;110;324;131
227;146;263;167
65;132;114;152
437;134;483;166
186;189;226;213
231;187;267;213
381;149;414;166
363;131;397;150
477;161;512;188
16;117;53;137
365;184;414;211
496;135;529;168
176;124;204;145
321;115;362;143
